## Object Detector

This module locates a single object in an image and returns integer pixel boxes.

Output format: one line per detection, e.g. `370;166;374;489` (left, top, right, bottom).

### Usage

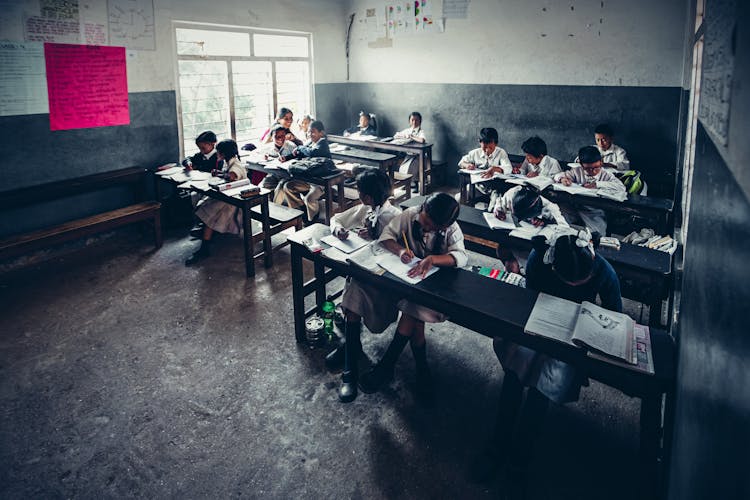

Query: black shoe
411;181;419;193
358;363;394;394
189;227;204;239
338;370;358;403
325;344;345;372
185;244;210;266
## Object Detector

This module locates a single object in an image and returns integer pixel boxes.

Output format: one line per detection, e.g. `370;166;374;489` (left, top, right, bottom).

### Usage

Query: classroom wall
667;1;750;499
1;0;347;237
313;0;688;197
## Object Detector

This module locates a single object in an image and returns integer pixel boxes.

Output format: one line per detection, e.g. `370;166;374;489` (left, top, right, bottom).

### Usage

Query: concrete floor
0;228;647;499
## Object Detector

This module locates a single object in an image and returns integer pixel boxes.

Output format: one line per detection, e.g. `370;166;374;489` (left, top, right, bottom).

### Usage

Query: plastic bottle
321;296;336;340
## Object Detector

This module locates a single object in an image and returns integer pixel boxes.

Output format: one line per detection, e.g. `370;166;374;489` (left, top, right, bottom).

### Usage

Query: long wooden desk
245;160;345;224
401;196;673;328
458;172;674;234
287;224;675;499
328;134;434;195
154;171;273;278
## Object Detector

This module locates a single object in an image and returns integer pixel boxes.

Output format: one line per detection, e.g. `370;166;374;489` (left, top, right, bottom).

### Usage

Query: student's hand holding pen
464;163;477;171
400;231;414;263
336;228;349;240
526;171;539;178
559;177;572;186
408;255;433;278
481;166;501;178
356;227;370;238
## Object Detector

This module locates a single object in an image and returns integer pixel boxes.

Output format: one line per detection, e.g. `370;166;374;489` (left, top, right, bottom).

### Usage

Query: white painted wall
125;0;347;92
346;0;687;87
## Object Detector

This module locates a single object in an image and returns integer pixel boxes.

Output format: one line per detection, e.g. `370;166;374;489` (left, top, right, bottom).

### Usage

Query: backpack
289;157;337;178
615;170;644;195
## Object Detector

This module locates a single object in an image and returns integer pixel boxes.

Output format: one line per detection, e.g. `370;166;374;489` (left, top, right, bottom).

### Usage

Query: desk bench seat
250;202;304;252
1;168;161;263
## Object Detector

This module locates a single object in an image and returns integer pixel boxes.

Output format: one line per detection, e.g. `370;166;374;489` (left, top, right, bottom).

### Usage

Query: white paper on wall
0;41;49;116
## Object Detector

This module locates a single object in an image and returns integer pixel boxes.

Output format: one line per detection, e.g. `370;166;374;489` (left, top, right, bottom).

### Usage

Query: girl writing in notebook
185;139;247;266
472;229;622;495
359;193;467;404
325;168;402;402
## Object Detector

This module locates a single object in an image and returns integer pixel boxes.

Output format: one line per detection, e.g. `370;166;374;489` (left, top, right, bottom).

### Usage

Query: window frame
172;21;314;158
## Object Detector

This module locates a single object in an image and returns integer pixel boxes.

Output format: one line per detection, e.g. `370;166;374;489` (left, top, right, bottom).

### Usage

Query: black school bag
289;157;337;178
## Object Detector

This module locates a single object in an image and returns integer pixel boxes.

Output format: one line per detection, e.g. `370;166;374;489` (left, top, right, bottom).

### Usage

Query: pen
402;231;411;254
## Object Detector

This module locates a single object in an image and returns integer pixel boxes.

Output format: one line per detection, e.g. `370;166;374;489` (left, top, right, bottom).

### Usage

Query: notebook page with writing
375;253;438;284
321;233;369;254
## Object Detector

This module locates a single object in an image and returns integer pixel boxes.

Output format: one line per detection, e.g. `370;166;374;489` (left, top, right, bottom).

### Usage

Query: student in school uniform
183;131;220;173
252;125;297;187
326;169;402;402
472;228;622;495
491;185;569;273
343;111;377;137
359;193;467;403
394;111;427;192
458;128;512;201
274;120;331;222
517;136;562;178
185;139;247;266
553;146;626;235
295;114;314;142
592;123;630;172
260;108;303;146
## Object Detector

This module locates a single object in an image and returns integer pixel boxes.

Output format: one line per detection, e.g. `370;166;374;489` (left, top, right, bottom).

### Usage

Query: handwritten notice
44;43;129;131
0;42;49;116
443;0;470;19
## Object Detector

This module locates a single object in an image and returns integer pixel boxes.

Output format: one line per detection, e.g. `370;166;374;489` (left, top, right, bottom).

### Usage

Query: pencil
402;231;411;254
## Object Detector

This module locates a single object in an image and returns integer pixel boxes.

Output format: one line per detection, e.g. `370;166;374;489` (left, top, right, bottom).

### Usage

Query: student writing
325;169;402;402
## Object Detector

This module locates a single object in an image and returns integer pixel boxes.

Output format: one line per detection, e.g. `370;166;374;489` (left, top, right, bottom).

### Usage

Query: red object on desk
251;171;267;185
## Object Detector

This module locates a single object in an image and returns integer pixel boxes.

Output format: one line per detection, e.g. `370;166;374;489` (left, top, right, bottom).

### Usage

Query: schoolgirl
185;139;247;265
359;193;467;403
326;169;402;402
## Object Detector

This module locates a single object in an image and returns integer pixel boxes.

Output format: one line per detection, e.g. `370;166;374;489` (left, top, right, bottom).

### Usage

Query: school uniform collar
203;149;216;160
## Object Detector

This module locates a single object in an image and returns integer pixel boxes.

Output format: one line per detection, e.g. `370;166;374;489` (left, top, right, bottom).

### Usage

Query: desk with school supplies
457;172;675;234
153;168;274;277
328;134;434;195
401;196;673;328
244;160;346;224
287;223;675;500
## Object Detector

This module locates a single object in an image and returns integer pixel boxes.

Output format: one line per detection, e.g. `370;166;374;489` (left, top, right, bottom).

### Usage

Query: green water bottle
321;296;335;340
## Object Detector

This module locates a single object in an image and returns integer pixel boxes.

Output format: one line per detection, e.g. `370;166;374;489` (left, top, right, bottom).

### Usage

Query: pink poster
44;43;129;131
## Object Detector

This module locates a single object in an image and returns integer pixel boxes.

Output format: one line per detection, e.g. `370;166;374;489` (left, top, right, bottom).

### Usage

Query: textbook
214;178;251;191
552;182;627;202
505;176;554;192
482;211;519;230
524;293;636;364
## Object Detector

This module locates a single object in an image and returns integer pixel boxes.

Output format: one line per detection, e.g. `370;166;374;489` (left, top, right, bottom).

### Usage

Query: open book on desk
321;233;369;254
375;252;439;284
505;176;554;192
551;183;627;202
323;241;387;275
483;211;520;230
524;293;637;365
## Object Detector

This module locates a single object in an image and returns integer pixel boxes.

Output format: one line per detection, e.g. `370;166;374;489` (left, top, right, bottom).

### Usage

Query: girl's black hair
356;169;391;207
512;186;543;221
531;232;602;283
409;111;422;123
277;107;293;120
270;124;289;136
310;120;325;132
423;192;460;228
216;139;239;160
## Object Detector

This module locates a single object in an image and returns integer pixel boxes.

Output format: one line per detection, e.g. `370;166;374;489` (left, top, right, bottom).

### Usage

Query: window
175;25;313;157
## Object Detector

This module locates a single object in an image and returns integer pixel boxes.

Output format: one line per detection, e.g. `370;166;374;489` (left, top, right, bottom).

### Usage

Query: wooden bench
0;167;161;261
250;202;304;253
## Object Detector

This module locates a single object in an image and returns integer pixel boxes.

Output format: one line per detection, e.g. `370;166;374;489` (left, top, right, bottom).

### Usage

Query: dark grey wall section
314;83;350;140
0;91;178;237
667;124;750;500
315;82;682;198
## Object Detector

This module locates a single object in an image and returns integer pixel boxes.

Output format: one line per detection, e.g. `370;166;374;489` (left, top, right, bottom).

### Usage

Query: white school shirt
458;146;512;174
262;140;296;158
378;206;468;268
518;155;562;177
498;186;569;226
597;143;630;171
394;126;426;142
330;201;401;239
554;165;626;194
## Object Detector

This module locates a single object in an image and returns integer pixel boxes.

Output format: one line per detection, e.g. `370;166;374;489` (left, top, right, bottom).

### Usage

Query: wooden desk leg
314;259;327;309
418;153;425;196
324;181;334;224
260;195;273;268
337;177;345;216
242;202;255;278
153;211;163;249
639;394;663;500
291;243;307;343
